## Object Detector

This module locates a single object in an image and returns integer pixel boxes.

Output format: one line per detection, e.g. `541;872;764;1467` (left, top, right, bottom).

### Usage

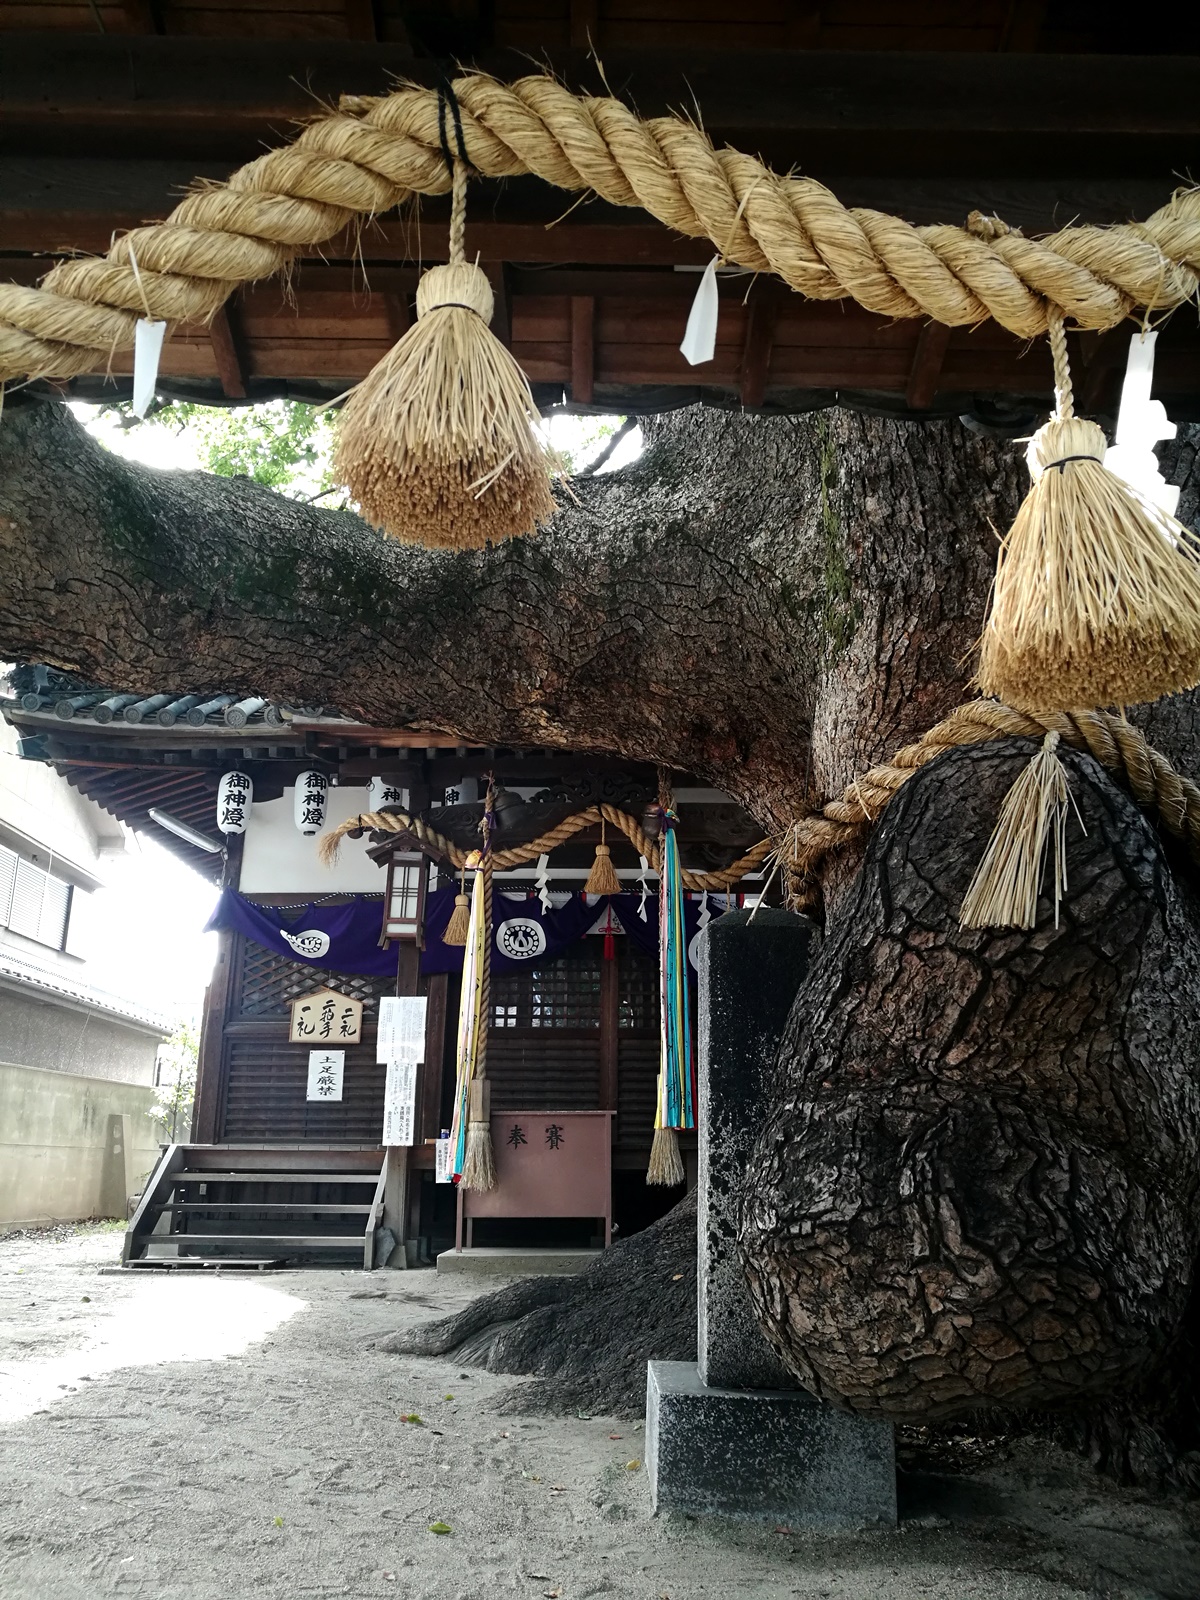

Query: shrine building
2;674;766;1268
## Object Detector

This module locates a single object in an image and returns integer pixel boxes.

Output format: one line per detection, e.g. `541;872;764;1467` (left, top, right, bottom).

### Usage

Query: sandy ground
0;1227;1197;1600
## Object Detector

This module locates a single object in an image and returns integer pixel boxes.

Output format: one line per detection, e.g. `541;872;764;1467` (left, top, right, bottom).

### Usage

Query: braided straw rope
318;800;774;890
319;704;1200;907
783;702;1200;885
4;72;1200;381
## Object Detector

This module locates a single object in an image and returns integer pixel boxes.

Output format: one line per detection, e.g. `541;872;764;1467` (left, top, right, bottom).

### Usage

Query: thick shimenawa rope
318;703;1200;905
318;800;774;891
3;71;1200;380
779;702;1200;887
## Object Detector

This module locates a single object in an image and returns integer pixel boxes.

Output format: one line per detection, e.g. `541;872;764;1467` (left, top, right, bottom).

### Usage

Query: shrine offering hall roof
2;672;757;884
6;7;1200;424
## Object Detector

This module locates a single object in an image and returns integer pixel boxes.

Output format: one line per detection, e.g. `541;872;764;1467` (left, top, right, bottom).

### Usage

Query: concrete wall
0;1061;163;1228
0;987;161;1086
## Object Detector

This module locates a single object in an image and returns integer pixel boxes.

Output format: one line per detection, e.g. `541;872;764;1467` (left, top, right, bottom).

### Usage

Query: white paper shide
132;318;167;419
1104;331;1181;518
680;256;721;366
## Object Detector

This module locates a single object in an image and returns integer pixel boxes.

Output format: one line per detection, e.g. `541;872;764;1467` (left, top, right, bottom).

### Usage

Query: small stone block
645;1360;896;1529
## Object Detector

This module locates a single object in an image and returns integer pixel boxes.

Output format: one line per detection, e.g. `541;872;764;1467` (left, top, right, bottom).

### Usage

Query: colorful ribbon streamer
655;810;695;1132
448;868;488;1178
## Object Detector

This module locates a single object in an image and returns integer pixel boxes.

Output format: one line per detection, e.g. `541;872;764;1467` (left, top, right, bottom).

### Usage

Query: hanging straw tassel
647;1122;685;1188
442;865;471;946
584;818;623;897
461;1076;496;1191
976;308;1200;712
960;732;1077;931
334;145;557;550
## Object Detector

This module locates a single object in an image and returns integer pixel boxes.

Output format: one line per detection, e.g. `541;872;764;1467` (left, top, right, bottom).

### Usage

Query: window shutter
6;857;71;950
39;876;71;951
0;846;16;927
8;857;45;941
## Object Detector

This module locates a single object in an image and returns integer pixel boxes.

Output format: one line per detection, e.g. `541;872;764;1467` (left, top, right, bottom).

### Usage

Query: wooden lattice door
217;933;397;1142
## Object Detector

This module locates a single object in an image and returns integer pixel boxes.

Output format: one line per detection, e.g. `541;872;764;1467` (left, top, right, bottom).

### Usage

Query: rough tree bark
2;394;1199;1478
742;741;1200;1438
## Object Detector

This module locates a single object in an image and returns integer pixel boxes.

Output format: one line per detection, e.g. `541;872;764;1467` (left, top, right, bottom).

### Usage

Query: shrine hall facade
1;669;765;1266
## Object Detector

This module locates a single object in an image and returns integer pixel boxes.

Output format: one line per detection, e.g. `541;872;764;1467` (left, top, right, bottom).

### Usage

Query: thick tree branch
3;397;1200;839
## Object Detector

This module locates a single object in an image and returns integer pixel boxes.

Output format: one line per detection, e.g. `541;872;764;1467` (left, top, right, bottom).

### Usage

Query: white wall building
0;706;170;1229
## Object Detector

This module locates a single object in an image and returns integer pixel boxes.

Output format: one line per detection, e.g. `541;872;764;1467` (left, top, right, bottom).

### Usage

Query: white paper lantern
443;775;479;806
216;770;253;835
294;770;329;835
367;776;409;812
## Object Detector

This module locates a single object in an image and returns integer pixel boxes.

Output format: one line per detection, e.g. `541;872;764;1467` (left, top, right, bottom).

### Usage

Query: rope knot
413;260;494;324
1026;416;1107;480
966;210;1013;242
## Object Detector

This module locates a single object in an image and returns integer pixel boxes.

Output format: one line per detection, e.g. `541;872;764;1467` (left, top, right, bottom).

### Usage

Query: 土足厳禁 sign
306;1049;344;1101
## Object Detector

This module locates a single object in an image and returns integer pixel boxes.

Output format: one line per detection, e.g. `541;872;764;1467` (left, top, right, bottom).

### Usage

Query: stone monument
645;908;897;1529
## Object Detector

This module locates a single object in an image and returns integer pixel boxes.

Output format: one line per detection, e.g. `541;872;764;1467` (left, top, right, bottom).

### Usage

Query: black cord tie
436;76;472;180
1044;454;1101;473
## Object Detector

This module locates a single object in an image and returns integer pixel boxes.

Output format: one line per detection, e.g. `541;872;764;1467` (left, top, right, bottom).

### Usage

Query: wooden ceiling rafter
3;33;1199;413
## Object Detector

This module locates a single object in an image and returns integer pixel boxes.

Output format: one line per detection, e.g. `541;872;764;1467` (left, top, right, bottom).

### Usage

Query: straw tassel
443;865;471;946
585;819;622;896
976;308;1200;712
334;145;556;550
647;1124;685;1188
460;1076;496;1191
960;732;1078;931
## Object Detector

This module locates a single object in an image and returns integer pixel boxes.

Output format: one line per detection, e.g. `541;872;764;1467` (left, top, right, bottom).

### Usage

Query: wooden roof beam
342;0;378;43
571;295;595;406
570;0;599;51
121;0;162;32
739;285;778;409
904;321;953;411
209;302;248;400
6;40;1197;154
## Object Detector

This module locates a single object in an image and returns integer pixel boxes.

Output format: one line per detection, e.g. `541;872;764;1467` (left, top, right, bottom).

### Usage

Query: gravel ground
1;1225;1197;1600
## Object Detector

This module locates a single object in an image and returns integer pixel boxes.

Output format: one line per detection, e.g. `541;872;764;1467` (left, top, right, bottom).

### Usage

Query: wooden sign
290;988;363;1046
306;1049;344;1102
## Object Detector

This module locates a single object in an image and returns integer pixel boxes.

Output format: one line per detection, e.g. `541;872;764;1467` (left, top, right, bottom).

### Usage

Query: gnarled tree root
377;1193;697;1416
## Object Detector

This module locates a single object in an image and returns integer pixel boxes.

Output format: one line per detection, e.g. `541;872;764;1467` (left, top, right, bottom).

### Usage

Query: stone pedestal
646;1362;897;1529
644;909;897;1529
697;908;818;1389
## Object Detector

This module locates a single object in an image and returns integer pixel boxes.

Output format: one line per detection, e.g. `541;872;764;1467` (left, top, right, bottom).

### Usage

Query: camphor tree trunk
1;394;1198;1479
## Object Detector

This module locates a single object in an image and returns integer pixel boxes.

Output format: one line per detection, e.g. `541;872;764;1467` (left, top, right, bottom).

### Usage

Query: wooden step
126;1257;285;1271
172;1171;380;1185
166;1202;374;1214
174;1233;366;1247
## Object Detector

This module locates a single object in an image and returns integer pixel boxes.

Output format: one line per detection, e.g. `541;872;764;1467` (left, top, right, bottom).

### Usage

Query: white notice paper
377;996;427;1064
306;1049;344;1102
435;1137;454;1184
382;1058;418;1146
